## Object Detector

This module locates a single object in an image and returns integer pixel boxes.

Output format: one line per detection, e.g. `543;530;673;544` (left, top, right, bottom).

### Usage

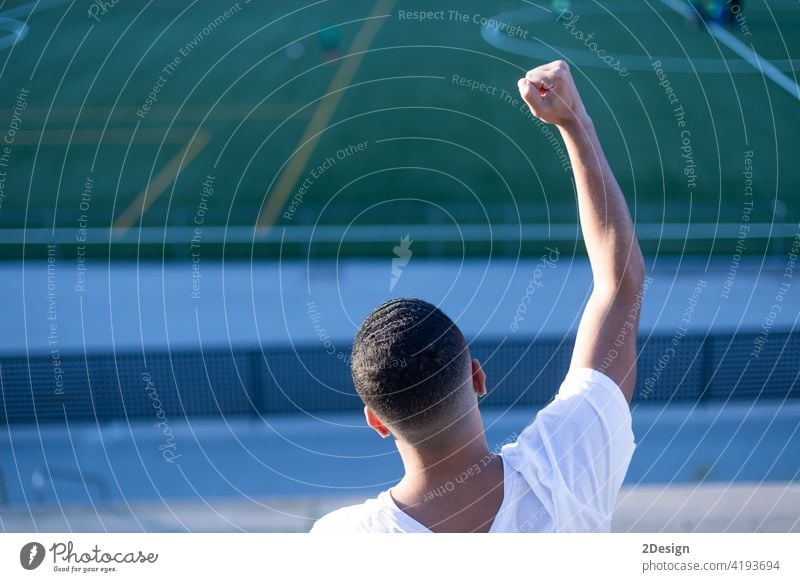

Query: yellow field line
9;127;205;146
256;0;395;229
113;129;211;235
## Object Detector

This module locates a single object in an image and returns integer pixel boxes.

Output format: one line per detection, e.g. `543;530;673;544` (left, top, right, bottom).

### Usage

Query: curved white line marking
0;17;28;50
481;4;800;74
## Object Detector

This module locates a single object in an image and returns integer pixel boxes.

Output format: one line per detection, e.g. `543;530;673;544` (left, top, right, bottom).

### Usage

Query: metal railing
0;331;797;426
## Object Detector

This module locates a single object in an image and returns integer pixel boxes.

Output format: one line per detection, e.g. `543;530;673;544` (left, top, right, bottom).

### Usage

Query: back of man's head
351;298;476;446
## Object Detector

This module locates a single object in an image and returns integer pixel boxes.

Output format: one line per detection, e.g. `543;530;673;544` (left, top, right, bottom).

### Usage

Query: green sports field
0;0;797;259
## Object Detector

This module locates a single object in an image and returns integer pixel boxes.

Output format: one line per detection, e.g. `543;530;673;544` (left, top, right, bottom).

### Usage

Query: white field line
0;222;794;245
658;0;800;102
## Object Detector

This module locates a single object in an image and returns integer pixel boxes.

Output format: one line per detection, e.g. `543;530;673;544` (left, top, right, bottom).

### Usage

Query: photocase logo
20;542;46;570
390;234;413;291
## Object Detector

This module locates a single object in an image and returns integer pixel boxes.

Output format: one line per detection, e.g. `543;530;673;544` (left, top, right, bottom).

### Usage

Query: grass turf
0;0;797;260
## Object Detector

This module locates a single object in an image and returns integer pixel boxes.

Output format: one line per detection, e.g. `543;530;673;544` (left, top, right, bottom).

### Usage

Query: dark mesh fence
1;332;797;425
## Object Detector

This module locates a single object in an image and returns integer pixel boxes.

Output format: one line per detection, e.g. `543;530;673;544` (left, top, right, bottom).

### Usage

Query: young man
312;60;645;533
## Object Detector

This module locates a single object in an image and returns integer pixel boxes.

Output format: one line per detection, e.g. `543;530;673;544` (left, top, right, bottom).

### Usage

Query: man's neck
389;432;505;532
396;431;493;477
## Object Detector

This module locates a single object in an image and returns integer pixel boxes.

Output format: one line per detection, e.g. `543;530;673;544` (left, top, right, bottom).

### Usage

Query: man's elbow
593;240;645;299
599;242;645;297
618;246;645;296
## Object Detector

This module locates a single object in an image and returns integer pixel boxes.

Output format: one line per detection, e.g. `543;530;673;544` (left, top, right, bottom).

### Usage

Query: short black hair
351;298;473;442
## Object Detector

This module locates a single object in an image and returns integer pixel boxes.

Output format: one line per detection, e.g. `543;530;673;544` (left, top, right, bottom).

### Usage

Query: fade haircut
351;298;474;442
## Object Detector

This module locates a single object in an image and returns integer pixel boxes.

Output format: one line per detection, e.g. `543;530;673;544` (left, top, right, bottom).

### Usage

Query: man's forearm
559;114;644;292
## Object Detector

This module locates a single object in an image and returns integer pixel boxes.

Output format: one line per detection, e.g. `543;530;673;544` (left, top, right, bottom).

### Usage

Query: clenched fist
517;60;588;128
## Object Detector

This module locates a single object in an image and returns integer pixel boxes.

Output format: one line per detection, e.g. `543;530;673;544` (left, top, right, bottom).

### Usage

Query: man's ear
364;407;391;438
471;358;487;397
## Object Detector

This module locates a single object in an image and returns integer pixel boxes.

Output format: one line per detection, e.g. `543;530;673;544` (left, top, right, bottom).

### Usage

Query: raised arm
518;61;644;402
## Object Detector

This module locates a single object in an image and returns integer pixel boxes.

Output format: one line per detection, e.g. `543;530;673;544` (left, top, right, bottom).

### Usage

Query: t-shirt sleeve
309;515;337;533
501;367;635;531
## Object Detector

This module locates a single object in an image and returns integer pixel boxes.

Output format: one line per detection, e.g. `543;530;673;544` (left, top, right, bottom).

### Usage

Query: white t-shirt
311;367;635;533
